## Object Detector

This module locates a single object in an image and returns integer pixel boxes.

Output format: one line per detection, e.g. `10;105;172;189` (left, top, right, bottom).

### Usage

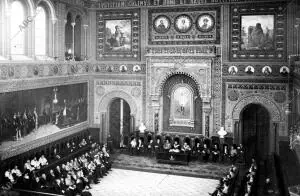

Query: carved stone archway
231;94;283;156
98;90;138;115
232;94;282;122
97;90;138;143
156;71;203;97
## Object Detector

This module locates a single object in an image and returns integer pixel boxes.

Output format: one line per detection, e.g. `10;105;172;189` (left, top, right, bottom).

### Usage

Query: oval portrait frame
153;15;171;34
174;14;193;33
196;13;215;33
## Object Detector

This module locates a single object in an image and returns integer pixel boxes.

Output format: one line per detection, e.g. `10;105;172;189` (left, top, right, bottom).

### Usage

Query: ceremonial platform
111;151;231;179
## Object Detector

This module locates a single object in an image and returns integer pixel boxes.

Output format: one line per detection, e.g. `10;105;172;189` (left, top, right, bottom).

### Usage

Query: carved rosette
96;86;106;97
131;87;141;98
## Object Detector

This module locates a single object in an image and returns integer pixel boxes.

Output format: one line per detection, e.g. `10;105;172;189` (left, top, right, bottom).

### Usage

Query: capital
83;24;89;29
71;22;76;27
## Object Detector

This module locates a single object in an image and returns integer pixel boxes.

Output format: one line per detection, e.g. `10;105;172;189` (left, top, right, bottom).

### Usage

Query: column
100;112;107;143
120;99;124;147
83;24;88;60
130;115;135;133
71;22;75;61
51;18;57;59
5;4;11;60
233;120;241;145
202;102;211;137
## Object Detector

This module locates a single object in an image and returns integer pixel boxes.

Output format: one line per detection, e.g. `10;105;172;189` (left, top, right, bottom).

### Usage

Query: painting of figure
153;15;171;34
105;19;131;52
241;15;274;50
173;87;191;119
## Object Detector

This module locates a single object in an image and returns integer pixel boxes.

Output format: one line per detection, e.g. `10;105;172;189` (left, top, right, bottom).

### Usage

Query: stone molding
231;94;282;122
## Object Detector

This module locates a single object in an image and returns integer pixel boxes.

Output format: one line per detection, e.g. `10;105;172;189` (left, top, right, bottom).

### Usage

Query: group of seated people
1;136;112;196
238;158;258;196
209;165;239;196
129;136;245;164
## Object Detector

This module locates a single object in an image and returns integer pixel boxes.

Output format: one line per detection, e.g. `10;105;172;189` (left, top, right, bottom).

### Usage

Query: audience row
209;165;239;196
1;142;111;196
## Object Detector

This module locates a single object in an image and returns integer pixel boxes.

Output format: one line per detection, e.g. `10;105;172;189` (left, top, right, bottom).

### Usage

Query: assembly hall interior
0;0;300;196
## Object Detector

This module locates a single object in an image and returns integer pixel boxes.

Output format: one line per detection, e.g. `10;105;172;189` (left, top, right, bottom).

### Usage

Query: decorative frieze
0;62;146;81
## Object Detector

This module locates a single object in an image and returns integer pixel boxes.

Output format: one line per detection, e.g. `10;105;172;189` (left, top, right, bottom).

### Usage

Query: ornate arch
98;90;138;116
232;94;282;122
157;71;202;96
65;7;86;22
36;0;56;20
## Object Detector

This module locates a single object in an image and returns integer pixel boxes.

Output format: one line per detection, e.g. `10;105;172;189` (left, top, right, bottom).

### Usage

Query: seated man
181;142;192;153
169;140;180;153
154;138;163;153
163;139;172;152
147;139;154;156
39;154;48;167
211;144;220;162
192;142;202;159
202;144;210;162
31;157;40;170
137;138;144;155
11;165;22;179
130;138;137;155
229;145;238;163
79;138;87;148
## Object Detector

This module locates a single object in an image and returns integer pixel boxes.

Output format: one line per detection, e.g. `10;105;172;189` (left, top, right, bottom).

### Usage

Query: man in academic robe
154;138;163;153
211;144;220;162
202;144;210;162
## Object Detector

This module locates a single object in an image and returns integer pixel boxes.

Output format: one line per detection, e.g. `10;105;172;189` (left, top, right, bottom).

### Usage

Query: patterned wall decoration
96;9;141;61
223;64;289;77
212;57;222;133
0;62;146;81
94;79;143;126
230;2;287;61
224;81;288;136
148;6;220;45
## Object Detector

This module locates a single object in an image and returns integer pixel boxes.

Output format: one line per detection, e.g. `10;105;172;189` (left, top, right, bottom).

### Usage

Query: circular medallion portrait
153;15;171;34
196;14;215;32
174;14;193;33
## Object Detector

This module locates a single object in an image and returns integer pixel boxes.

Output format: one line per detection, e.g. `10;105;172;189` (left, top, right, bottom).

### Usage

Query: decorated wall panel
96;9;141;61
94;79;143;126
148;6;220;45
224;82;287;136
230;2;287;61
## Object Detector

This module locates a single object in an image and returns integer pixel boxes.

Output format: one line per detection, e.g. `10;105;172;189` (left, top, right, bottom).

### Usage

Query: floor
89;168;219;196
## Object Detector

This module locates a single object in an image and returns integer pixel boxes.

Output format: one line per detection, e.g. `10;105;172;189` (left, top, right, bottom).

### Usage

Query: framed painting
169;84;194;127
241;15;274;50
230;3;286;61
97;10;140;61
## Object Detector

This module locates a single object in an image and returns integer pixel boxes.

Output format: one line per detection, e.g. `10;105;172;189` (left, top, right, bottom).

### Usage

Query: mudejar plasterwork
225;82;288;139
146;46;216;136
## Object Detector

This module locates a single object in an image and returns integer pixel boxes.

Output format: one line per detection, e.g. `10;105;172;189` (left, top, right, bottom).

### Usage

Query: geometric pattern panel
230;2;287;61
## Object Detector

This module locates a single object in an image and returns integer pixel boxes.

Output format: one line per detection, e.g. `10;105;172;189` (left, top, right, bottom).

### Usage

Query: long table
156;152;189;165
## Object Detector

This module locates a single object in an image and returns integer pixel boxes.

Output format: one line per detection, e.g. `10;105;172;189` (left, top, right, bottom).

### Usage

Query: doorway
241;104;270;162
109;98;131;149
